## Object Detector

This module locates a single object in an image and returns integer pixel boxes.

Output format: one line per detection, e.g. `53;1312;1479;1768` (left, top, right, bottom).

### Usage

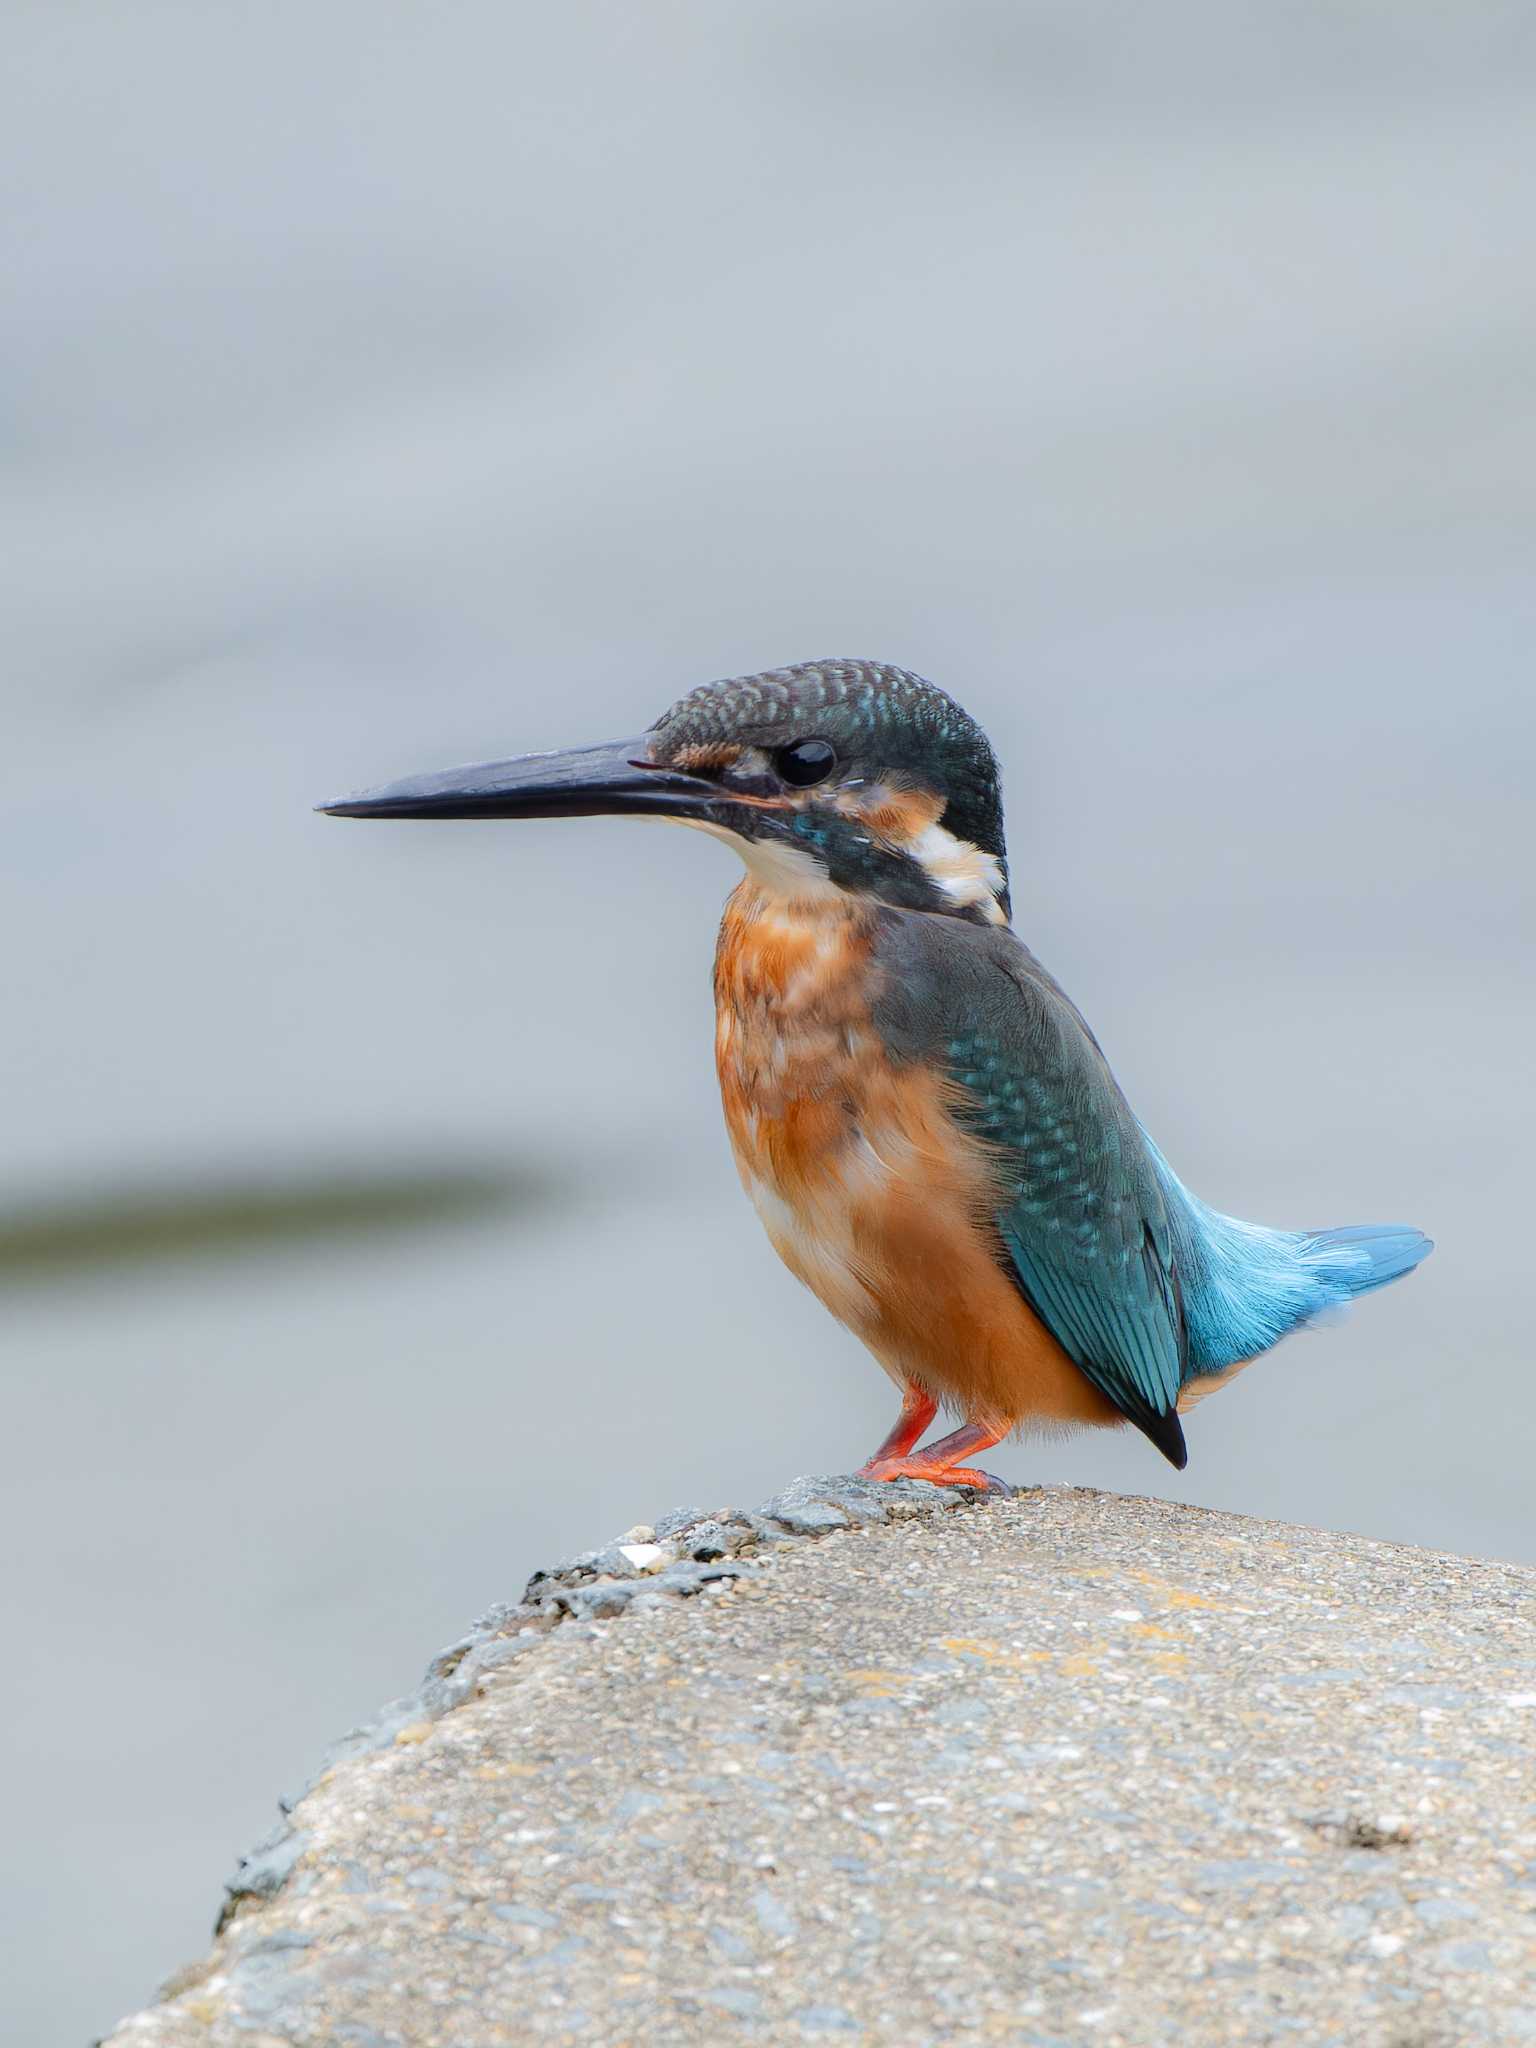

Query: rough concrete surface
105;1478;1536;2047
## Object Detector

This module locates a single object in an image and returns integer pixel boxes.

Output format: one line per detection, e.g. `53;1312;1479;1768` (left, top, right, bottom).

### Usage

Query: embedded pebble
616;1542;669;1573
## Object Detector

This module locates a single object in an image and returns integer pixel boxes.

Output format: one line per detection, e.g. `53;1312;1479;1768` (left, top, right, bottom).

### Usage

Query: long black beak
317;738;716;822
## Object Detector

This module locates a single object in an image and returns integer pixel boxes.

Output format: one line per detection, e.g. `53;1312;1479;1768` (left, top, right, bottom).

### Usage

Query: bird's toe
860;1455;1013;1497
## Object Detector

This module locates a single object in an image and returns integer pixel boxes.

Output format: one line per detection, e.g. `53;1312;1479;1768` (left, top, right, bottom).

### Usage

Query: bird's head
322;659;1009;924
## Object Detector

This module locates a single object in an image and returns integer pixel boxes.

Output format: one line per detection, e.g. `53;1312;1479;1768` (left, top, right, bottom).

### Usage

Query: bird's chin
671;817;847;904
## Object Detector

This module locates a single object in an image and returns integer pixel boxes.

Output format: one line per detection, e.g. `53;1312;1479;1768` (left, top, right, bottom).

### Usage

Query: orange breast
714;884;1120;1436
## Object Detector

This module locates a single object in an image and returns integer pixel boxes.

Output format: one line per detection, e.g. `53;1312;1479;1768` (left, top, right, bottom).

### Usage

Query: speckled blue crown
650;659;1007;862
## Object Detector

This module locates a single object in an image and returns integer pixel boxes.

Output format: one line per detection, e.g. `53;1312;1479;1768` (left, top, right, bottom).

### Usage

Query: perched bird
322;660;1431;1486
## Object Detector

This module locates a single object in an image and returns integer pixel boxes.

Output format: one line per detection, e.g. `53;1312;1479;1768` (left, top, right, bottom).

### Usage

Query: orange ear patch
840;783;945;846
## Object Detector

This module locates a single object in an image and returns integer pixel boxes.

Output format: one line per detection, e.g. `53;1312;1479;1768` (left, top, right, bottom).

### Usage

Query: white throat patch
677;818;845;903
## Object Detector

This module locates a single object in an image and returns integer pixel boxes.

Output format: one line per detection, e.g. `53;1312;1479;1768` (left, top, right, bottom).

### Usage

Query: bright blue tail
1143;1137;1434;1379
1303;1223;1435;1298
1173;1208;1435;1378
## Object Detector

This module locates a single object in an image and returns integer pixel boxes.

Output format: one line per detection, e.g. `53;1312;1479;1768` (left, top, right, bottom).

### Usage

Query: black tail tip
1141;1409;1189;1470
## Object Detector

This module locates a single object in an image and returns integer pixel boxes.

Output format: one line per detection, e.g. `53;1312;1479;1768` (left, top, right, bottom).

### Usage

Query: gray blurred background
3;2;1533;2039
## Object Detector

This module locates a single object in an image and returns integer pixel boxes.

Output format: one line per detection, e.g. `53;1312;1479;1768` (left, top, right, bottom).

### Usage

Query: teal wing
873;913;1190;1467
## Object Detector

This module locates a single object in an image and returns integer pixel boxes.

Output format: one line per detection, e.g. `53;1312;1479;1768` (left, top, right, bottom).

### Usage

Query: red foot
858;1415;1013;1495
860;1454;1009;1493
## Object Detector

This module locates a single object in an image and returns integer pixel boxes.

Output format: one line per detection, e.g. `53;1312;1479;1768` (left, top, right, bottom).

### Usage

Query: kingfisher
322;660;1431;1487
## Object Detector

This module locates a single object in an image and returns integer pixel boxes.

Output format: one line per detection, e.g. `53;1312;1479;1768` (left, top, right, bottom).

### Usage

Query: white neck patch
906;820;1009;924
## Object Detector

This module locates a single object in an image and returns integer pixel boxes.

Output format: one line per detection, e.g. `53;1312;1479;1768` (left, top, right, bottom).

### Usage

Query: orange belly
713;883;1120;1435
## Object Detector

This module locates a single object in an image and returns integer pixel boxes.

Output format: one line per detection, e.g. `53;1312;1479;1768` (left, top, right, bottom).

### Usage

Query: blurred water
3;3;1534;2039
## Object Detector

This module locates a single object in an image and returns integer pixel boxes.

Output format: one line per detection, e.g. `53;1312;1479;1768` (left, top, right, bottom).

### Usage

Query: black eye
774;737;839;787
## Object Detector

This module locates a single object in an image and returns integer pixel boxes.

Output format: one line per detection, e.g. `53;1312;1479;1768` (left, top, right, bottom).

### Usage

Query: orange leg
861;1416;1011;1494
858;1381;938;1472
